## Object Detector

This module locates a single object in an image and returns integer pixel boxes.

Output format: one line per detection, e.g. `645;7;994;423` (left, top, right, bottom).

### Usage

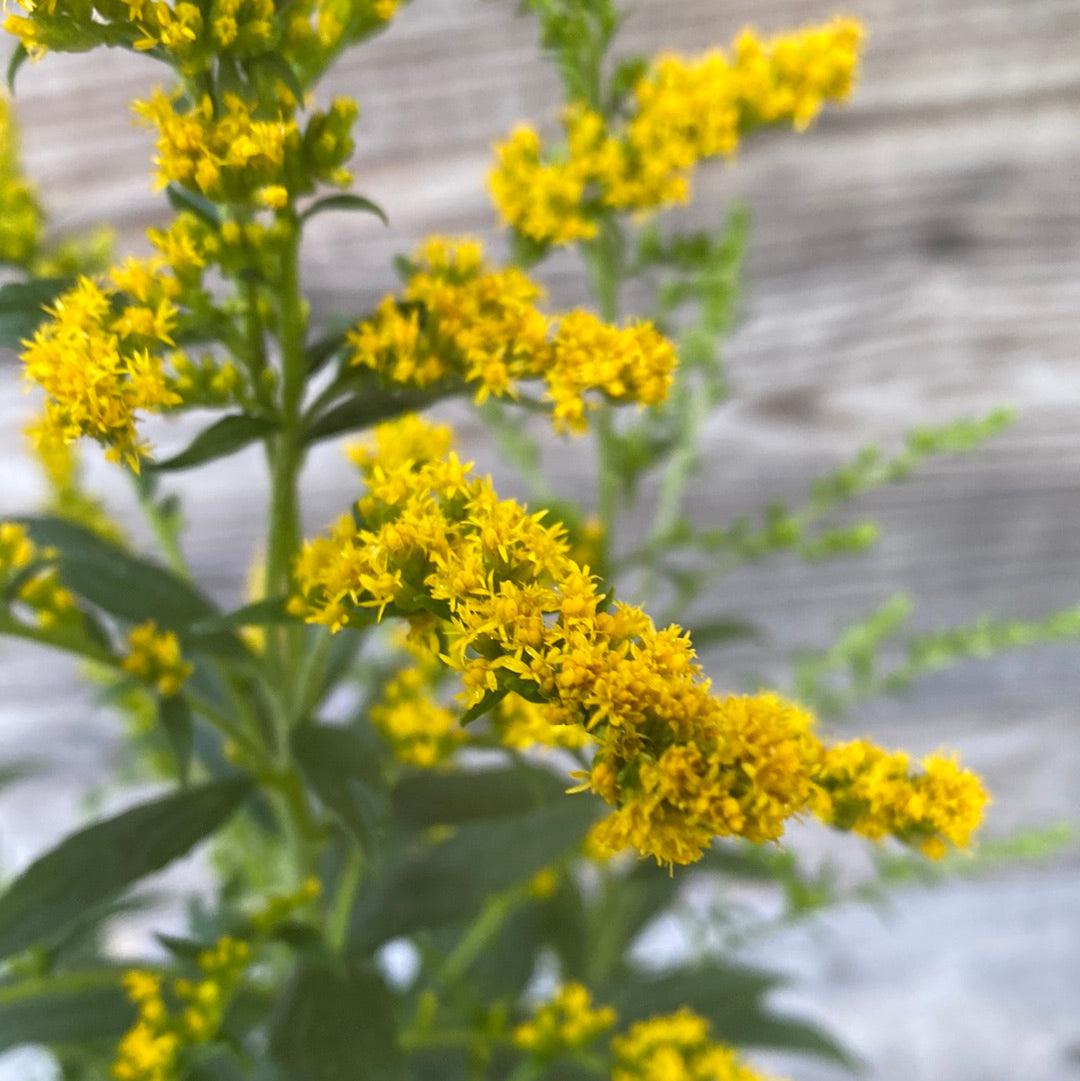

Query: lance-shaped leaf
0;970;135;1052
18;517;243;655
0;778;252;961
6;44;28;93
158;693;194;783
303;384;449;445
390;764;565;830
292;722;388;849
165;183;222;227
149;414;278;473
350;797;596;950
188;597;294;637
0;277;71;349
269;958;404;1081
299;193;389;227
612;965;857;1068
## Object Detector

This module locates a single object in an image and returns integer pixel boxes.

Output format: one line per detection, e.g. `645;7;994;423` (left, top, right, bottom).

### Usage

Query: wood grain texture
1;4;1080;1079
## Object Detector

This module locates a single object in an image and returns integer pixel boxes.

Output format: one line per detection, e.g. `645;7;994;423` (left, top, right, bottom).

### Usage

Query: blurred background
2;1;1080;1078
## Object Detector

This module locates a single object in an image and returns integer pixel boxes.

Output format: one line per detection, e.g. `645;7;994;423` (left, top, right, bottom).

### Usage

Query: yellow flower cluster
132;88;359;207
611;1008;782;1081
0;522;76;630
133;89;295;203
513;982;617;1056
293;416;989;866
370;633;465;767
136;0;275;62
249;874;322;932
122;620;193;697
489;18;863;245
814;739;990;859
113;882;320;1081
5;0;399;70
279;0;400;72
585;692;821;867
0;92;41;266
22;260;183;467
113;937;250;1081
347;237;675;433
493;692;592;753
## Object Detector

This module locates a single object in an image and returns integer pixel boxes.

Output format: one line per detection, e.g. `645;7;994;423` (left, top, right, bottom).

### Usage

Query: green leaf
458;686;508;726
165;183;222;227
0;277;71;348
509;229;548;268
0;778;252;961
612;966;856;1068
269;958;404;1081
305;327;349;375
0;970;134;1052
390;764;565;830
292;723;388;849
607;54;647;109
188;596;293;637
462;901;543;1000
159;694;194;783
186;1045;251;1081
154;931;206;961
18;517;241;653
350;798;596;950
149;414;278;473
6;44;28;94
299;193;389;227
303;385;448;445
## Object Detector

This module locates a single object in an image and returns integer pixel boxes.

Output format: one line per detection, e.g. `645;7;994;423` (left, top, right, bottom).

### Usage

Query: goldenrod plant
0;2;1069;1079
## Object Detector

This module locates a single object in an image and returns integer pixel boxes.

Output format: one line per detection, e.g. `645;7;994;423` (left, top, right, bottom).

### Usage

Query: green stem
326;842;364;952
133;476;188;579
637;385;707;603
583;221;624;567
264;211;308;737
432;889;520;991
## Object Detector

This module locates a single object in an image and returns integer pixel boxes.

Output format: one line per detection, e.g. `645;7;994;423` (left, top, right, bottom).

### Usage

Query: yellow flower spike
122;621;193;698
133;88;297;202
611;1007;784;1081
346;238;676;432
813;739;990;856
513;983;617;1057
21;259;183;467
294;438;988;866
489;17;864;244
369;628;466;767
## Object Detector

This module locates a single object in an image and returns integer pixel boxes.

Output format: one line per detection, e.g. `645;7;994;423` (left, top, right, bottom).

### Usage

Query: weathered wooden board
1;3;1080;1078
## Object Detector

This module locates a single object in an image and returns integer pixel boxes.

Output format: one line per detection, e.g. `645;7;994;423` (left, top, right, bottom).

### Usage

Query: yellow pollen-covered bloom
370;654;466;767
0;521;77;630
813;739;990;858
133;88;297;202
611;1008;784;1081
493;692;592;753
122;620;193;697
513;982;617;1056
489;18;863;245
346;237;676;432
21;260;183;468
293;420;988;866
